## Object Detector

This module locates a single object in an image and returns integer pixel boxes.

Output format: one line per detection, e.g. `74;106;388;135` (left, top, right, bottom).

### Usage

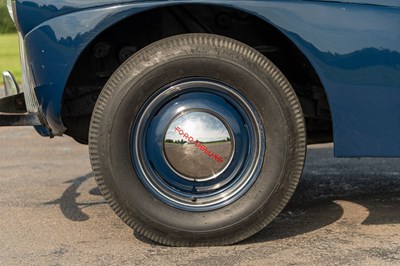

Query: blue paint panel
312;0;400;8
19;1;400;157
264;3;400;156
16;0;133;36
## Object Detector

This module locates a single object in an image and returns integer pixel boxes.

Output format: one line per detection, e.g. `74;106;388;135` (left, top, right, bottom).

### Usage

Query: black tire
89;34;306;246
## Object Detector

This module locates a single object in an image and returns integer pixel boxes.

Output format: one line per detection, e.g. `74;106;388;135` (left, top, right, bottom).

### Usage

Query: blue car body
2;0;400;246
5;0;400;157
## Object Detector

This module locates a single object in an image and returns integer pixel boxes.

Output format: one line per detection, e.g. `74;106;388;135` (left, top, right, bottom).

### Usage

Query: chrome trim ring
131;79;265;211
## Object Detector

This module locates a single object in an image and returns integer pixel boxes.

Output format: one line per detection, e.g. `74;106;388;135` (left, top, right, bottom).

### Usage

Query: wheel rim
131;79;265;211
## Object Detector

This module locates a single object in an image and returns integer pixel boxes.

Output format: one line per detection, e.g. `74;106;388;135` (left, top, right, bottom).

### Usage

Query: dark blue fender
16;0;400;157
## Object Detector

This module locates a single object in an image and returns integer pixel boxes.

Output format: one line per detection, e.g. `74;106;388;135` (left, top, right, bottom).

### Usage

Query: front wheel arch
62;4;331;144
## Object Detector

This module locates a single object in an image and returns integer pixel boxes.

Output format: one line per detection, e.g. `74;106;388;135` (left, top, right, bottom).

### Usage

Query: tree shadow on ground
44;173;106;221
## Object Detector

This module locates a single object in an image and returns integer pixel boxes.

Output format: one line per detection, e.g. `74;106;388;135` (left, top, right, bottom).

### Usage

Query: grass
0;33;21;86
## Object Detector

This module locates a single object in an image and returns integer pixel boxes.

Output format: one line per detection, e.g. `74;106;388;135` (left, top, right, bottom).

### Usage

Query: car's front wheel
89;34;306;246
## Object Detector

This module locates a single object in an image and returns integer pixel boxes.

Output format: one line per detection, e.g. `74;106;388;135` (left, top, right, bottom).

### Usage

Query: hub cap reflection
164;112;234;180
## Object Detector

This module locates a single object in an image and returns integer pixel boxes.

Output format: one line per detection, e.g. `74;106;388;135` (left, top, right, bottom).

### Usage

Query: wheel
89;34;306;246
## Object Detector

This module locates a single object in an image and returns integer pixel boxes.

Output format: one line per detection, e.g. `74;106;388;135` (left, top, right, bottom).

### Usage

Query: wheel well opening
62;4;332;144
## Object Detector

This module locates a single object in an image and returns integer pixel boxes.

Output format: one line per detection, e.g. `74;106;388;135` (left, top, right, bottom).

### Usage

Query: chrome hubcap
131;79;265;211
164;112;234;180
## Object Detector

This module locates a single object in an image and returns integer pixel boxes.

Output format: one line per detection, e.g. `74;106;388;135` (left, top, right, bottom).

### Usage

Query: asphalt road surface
0;127;399;265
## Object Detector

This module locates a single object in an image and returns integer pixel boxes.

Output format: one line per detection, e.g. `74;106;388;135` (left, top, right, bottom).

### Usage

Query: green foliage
0;0;17;33
0;33;21;85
